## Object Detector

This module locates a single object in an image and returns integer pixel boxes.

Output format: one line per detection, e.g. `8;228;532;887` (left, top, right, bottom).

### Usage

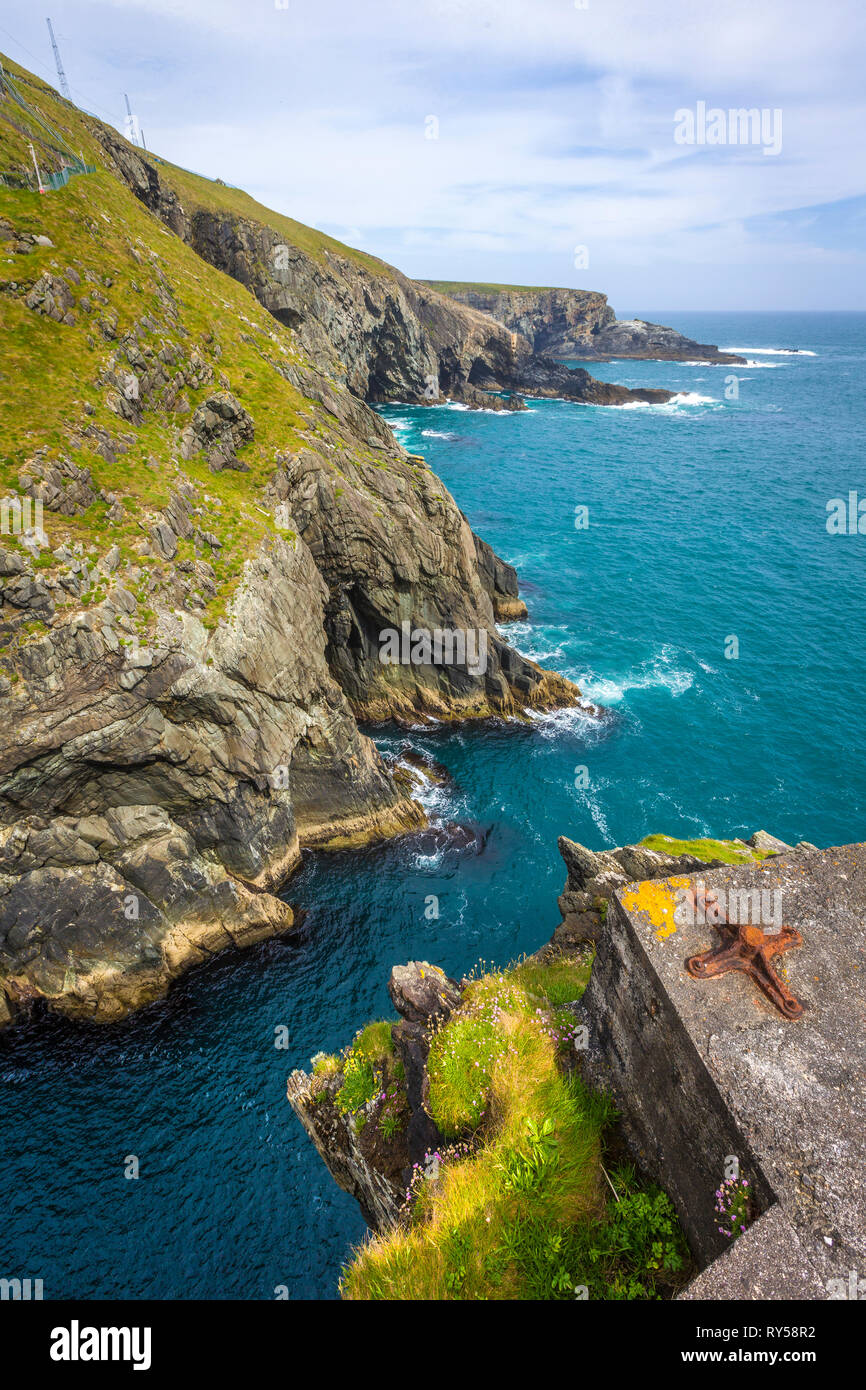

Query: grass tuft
639;835;769;864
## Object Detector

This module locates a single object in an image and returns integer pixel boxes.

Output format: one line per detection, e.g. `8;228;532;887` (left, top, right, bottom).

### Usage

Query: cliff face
287;960;462;1232
95;131;675;409
0;534;419;1025
0;57;583;1025
421;283;745;365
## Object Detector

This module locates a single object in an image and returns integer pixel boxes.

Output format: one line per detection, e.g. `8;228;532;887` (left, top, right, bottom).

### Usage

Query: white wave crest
525;701;603;737
720;346;816;356
579;651;695;704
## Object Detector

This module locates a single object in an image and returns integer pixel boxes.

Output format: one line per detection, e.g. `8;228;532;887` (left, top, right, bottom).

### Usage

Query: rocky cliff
421;282;745;365
0;57;587;1025
93;134;675;409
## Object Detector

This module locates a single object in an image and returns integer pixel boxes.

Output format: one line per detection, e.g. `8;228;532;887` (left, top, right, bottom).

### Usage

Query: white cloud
2;0;863;304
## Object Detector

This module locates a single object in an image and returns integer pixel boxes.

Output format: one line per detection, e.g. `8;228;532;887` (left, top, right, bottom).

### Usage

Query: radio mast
124;92;142;147
46;18;72;102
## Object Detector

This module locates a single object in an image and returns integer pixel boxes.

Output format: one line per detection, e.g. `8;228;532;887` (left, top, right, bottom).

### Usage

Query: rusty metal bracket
684;888;804;1020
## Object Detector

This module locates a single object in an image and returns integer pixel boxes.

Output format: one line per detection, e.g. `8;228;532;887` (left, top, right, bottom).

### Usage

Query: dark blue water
2;313;864;1299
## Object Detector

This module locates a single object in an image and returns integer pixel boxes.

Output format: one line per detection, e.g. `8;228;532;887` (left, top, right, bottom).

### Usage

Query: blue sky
1;0;864;309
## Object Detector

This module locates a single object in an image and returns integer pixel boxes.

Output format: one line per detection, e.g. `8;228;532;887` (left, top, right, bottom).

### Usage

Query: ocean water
1;312;864;1300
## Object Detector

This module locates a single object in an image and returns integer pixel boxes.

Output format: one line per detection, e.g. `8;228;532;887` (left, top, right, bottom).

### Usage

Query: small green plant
334;1050;379;1116
334;1021;394;1117
597;1183;687;1276
310;1052;340;1077
715;1175;754;1240
512;954;592;1005
498;1117;559;1194
427;1009;500;1136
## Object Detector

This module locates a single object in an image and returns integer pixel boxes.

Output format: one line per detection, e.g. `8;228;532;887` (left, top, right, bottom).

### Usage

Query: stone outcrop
421;283;745;366
0;533;422;1023
262;443;573;723
552;834;747;949
287;960;460;1231
180;391;254;472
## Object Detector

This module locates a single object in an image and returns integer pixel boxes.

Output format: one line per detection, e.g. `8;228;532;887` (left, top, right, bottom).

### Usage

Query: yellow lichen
620;876;692;941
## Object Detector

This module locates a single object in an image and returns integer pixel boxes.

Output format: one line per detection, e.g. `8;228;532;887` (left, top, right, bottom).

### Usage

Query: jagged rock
0;535;424;1024
557;836;602;885
265;446;579;721
286;1069;404;1232
288;957;463;1234
473;532;527;621
20;454;100;517
25;273;76;325
391;1019;446;1169
151;520;178;559
552;835;739;947
387;961;462;1025
0;805;293;1022
0;547;25;577
748;830;792;854
180;391;254;471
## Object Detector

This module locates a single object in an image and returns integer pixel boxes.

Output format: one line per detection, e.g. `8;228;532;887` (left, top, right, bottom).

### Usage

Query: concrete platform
579;844;866;1299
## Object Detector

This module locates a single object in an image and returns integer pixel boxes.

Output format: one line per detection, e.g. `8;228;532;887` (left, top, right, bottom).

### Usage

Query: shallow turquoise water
1;312;864;1299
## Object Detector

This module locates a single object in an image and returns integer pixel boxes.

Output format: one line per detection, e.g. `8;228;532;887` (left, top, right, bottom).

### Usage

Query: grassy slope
340;956;689;1301
0;55;395;649
143;151;391;277
420;280;561;296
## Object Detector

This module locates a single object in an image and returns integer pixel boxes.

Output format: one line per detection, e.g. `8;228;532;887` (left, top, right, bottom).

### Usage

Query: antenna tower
46;18;72;102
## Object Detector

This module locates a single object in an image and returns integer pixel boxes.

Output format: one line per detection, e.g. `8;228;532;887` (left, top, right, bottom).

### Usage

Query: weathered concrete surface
579;844;866;1299
679;1206;827;1300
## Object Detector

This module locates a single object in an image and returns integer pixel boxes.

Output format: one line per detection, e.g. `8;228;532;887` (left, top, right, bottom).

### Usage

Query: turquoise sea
1;311;864;1298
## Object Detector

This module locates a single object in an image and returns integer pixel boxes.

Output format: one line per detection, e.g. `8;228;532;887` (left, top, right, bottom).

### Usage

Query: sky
1;0;864;310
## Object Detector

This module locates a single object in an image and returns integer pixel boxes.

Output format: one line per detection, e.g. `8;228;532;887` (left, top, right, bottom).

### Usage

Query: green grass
341;958;689;1300
420;281;560;296
639;835;769;864
334;1021;395;1116
311;1052;341;1077
511;954;593;1005
427;1008;502;1137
